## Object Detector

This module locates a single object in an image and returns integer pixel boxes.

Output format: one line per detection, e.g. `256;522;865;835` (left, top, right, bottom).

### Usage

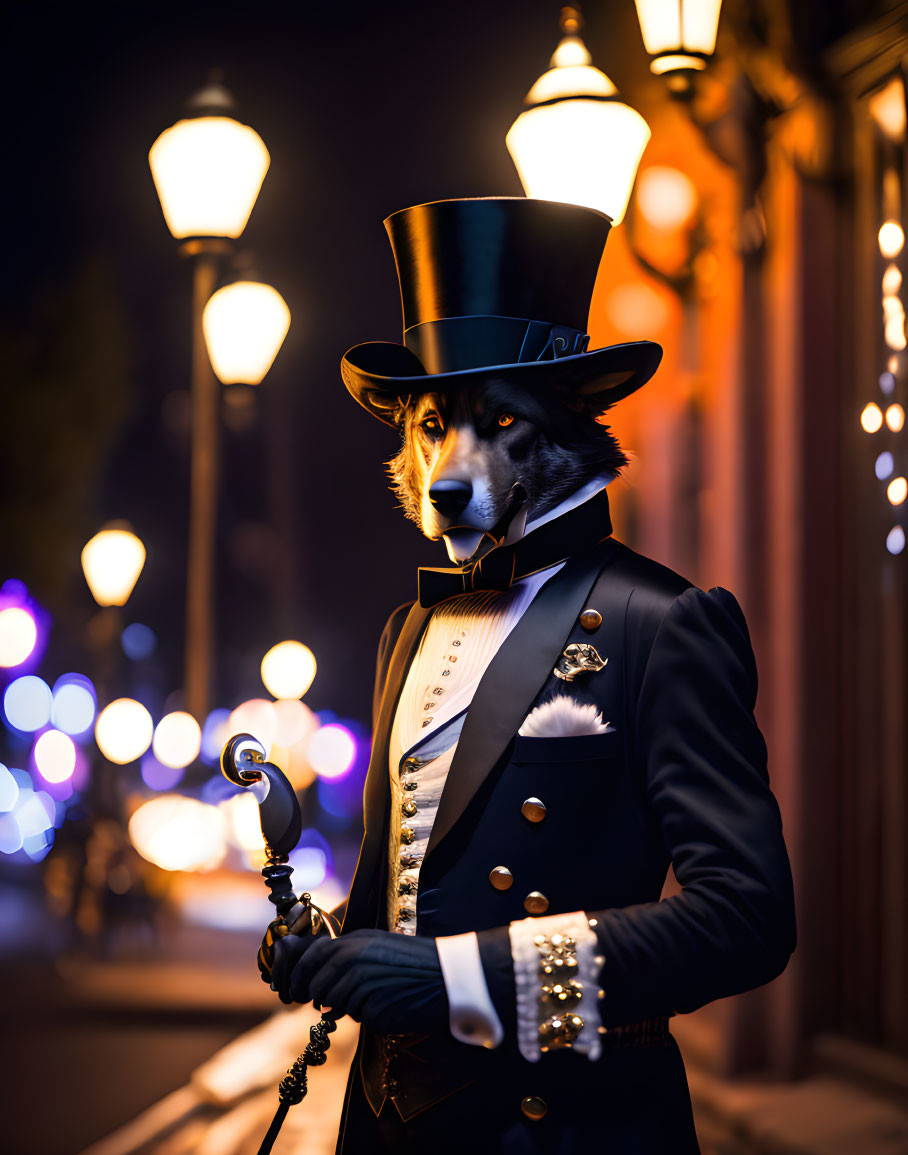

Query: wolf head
386;377;627;561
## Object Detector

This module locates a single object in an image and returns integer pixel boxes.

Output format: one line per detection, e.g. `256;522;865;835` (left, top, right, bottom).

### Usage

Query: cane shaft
256;1100;289;1155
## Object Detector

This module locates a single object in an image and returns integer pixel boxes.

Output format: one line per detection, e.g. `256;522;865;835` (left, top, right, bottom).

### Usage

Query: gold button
402;757;420;773
489;866;514;891
520;1095;547;1121
580;608;602;631
521;797;546;823
401;827;415;845
524;891;549;915
402;799;417;818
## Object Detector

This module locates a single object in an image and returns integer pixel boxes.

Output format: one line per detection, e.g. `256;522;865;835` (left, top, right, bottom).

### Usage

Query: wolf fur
386;376;628;547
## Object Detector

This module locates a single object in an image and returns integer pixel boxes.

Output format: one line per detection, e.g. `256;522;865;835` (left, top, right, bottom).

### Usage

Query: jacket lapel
342;600;430;931
424;539;618;861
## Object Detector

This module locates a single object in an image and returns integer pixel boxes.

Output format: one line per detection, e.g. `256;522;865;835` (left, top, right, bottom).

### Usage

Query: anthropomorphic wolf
264;197;796;1154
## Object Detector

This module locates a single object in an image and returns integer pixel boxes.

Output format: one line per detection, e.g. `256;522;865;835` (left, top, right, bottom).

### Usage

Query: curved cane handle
221;733;303;862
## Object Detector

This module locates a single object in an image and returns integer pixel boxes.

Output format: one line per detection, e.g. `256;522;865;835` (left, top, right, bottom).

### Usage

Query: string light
878;220;905;258
887;476;907;505
885;403;905;432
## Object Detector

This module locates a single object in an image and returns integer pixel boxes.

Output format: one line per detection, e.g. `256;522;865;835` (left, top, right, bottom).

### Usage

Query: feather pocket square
519;695;614;738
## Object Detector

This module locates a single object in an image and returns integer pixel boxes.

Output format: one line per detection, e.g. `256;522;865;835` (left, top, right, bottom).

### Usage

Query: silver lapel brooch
554;643;608;682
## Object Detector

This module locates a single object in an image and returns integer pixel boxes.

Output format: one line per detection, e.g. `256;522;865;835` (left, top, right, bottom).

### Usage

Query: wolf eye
498;413;515;428
421;415;443;437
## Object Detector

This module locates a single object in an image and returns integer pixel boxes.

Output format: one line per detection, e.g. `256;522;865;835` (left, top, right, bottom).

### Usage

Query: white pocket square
518;695;614;738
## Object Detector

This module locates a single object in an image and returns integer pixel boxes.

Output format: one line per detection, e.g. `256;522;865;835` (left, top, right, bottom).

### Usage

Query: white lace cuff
508;911;603;1064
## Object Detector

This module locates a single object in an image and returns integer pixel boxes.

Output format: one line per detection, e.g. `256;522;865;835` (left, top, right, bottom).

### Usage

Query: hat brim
341;339;662;425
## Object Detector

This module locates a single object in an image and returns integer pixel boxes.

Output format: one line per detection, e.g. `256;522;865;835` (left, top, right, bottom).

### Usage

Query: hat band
404;315;589;376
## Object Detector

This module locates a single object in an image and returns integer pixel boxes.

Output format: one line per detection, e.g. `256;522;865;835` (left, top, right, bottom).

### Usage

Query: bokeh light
220;791;265;853
875;451;895;480
882;263;903;295
152;711;202;769
51;673;96;736
887;476;907;505
273;699;317;748
0;813;23;854
885;403;905;432
122;623;158;661
290;846;328;890
260;641;317;700
200;708;231;764
129;795;228;872
636;166;698;230
879;370;896;395
226;699;277;754
3;676;53;733
308;723;357;779
0;764;19;812
95;698;154;764
0;607;38;668
140;753;186;792
886;525;906;554
33;730;77;784
878;220;905;259
861;402;884;433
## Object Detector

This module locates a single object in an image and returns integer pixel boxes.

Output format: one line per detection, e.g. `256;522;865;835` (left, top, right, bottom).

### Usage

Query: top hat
341;197;661;424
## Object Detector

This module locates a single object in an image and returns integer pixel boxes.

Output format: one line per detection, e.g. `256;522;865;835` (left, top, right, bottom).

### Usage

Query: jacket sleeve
590;584;796;1023
477;585;796;1033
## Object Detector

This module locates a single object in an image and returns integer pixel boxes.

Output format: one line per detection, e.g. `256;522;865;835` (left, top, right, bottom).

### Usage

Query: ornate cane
221;733;339;1155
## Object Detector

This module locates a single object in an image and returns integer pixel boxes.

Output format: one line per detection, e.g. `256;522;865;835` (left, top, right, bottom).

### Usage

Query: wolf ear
362;388;411;426
560;370;636;418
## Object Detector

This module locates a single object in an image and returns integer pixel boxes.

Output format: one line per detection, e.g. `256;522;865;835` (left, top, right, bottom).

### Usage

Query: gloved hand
287;928;448;1035
259;903;335;1000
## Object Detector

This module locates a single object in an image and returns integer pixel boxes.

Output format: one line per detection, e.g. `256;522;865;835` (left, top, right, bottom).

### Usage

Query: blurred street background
2;1;907;1152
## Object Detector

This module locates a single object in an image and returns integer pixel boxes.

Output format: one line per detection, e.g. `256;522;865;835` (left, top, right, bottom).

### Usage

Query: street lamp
506;5;650;225
81;522;146;607
149;77;270;721
202;279;291;385
634;0;723;91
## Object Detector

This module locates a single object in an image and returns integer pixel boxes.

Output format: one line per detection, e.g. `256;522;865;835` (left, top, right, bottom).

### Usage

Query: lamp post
149;78;270;722
506;5;651;225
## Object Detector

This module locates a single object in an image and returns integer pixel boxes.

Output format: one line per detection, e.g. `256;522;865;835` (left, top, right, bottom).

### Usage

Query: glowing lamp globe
260;641;317;700
506;27;650;225
202;281;291;385
152;711;202;770
81;524;146;607
149;114;269;241
635;0;723;86
95;698;154;764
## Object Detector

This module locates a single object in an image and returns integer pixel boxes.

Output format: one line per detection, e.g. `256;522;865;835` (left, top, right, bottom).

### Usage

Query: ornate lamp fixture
634;0;724;93
506;6;650;225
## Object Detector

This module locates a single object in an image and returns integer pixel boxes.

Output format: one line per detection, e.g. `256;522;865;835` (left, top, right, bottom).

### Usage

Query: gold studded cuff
509;911;602;1063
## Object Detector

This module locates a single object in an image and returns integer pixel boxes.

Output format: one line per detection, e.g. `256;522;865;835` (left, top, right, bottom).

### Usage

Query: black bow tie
417;488;613;609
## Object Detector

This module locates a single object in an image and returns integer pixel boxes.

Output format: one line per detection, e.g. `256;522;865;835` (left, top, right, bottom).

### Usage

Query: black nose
429;479;473;520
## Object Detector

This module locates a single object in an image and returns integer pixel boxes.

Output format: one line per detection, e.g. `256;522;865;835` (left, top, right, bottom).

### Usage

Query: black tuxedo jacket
338;537;796;1148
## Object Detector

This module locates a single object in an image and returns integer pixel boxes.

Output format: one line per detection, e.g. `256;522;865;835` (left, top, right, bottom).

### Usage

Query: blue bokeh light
0;764;19;812
200;708;231;764
122;622;157;661
3;676;53;733
141;753;186;792
51;673;97;736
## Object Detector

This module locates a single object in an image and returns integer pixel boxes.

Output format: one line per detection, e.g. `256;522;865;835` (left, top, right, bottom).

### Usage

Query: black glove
288;929;448;1035
260;903;335;1000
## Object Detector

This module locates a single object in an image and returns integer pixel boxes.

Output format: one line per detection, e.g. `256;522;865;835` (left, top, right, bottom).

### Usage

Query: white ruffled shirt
385;476;611;1047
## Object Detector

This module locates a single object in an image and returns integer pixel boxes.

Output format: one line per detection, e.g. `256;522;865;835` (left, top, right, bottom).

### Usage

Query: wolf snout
429;479;473;520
